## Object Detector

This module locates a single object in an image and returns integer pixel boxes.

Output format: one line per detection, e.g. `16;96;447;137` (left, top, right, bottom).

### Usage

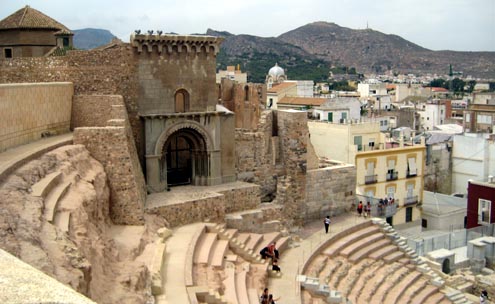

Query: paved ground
269;213;368;303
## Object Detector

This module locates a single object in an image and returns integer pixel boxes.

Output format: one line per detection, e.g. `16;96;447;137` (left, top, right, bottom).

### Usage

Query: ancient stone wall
235;111;278;201
132;34;222;114
73;95;146;225
305;165;356;221
219;79;266;129
0;45;143;160
276;110;308;225
0;82;73;152
424;143;453;194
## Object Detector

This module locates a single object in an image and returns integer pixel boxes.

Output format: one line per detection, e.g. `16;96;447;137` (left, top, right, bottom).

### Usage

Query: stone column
146;154;166;193
209;150;222;185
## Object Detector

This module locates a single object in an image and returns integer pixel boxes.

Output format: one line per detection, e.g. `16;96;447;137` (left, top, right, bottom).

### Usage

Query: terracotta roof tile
267;82;297;93
278;97;327;106
0;6;72;34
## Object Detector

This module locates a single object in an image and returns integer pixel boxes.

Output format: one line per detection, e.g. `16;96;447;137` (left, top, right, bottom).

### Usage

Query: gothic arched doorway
161;128;208;187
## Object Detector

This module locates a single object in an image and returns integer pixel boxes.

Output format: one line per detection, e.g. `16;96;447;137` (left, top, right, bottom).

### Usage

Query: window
4;48;12;58
244;85;249;101
478;199;491;225
422;218;427;228
386;186;395;199
477;114;492;124
354;135;362;151
175;89;190;113
268;98;273;108
407;157;417;177
407;183;414;198
368;138;375;148
63;37;69;47
466;113;471;123
406;207;413;222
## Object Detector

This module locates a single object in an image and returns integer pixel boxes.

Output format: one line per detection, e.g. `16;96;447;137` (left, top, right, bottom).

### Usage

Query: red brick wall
467;182;495;228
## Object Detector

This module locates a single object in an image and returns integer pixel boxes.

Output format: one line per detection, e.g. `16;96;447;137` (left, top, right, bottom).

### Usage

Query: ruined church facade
132;34;236;192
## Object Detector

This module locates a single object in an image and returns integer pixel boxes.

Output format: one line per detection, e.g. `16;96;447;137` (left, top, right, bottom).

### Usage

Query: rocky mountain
208;29;329;83
209;22;495;82
73;28;117;50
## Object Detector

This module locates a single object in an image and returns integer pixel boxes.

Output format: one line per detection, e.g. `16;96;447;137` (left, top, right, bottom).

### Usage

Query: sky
2;0;495;52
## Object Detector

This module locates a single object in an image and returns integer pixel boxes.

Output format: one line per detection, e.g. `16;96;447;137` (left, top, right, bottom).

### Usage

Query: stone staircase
184;223;291;304
31;170;72;232
301;220;453;304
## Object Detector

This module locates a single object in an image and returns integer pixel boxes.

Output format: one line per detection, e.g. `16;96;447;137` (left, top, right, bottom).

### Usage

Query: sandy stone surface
0;145;164;303
0;248;96;304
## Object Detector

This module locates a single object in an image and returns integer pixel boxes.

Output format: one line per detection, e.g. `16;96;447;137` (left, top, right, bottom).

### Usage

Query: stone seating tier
302;222;452;304
323;225;381;257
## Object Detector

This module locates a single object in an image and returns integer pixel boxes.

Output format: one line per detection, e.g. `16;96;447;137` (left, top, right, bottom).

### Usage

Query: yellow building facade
355;144;425;227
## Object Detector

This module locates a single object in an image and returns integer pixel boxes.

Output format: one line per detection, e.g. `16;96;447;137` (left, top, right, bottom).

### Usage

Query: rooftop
267;81;297;93
278;96;327;106
422;191;466;216
0;6;72;35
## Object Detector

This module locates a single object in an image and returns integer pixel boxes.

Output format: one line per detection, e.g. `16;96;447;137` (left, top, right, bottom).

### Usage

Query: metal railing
355;195;398;218
405;223;495;257
386;171;398;181
365;174;378;184
404;195;418;206
406;171;417;178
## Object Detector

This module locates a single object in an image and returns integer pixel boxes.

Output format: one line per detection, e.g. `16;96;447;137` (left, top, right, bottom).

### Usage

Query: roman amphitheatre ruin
0;6;489;304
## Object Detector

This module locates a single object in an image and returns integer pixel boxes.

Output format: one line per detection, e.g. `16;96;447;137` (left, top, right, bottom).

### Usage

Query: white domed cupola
265;63;287;88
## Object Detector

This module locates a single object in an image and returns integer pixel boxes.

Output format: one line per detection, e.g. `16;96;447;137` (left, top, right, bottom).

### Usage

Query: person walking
324;215;331;233
357;201;363;216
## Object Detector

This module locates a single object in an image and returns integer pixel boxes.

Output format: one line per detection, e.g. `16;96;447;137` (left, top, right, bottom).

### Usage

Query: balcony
365;174;378;184
386;171;398;181
376;203;398;218
406;170;417;178
404;195;418;206
356;195;398;218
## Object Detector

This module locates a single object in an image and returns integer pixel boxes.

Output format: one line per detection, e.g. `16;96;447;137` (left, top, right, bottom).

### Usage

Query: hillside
73;28;117;50
208;29;329;83
209;22;495;81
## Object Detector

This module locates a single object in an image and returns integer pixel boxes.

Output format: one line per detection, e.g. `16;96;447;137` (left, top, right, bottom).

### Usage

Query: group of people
356;201;371;217
260;241;281;272
260;288;280;304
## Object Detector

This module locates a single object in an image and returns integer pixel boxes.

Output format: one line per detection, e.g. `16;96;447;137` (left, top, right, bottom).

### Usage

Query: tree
430;78;446;88
466;80;476;93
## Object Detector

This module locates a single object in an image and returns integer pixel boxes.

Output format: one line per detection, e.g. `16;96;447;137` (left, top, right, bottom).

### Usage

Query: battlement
131;33;223;55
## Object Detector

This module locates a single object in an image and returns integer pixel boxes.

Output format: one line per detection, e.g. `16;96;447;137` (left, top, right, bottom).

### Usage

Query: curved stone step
410;285;439;304
327;256;347;289
427;292;446;303
195;233;218;264
370;263;410;304
346;259;383;304
338;258;373;297
31;171;62;198
44;181;71;223
245;233;263;252
254;232;280;254
349;238;391;263
383;271;422;303
356;262;397;304
323;225;381;257
383;251;405;264
210;239;229;268
53;210;71;232
369;244;398;260
223;262;239;304
400;278;428;304
235;265;250;304
306;255;328;278
340;232;385;258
